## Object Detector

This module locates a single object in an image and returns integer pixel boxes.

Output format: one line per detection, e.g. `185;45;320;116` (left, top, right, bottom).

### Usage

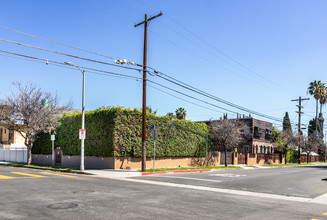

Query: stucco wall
32;154;52;166
115;156;220;170
246;154;257;165
232;153;238;165
14;132;26;145
32;154;115;169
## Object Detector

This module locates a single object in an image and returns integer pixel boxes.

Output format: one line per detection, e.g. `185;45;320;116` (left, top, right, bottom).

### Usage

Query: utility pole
135;12;162;172
291;96;309;164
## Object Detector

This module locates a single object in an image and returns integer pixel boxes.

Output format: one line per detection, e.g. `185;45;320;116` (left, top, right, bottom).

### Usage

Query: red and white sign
79;129;86;140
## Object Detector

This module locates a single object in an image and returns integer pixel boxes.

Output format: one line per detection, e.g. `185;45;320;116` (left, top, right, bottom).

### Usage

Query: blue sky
0;0;326;133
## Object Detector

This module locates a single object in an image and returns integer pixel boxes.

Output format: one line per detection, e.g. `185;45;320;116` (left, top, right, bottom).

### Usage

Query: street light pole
64;61;85;171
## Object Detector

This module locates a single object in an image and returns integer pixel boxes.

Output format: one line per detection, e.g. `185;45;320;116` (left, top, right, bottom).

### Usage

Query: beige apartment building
0;124;26;146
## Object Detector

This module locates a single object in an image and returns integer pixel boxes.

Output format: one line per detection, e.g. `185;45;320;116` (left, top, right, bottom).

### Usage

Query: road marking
322;212;327;215
10;172;46;178
155;176;222;183
209;174;246;177
310;219;320;220
0;175;16;179
116;178;327;205
38;172;77;178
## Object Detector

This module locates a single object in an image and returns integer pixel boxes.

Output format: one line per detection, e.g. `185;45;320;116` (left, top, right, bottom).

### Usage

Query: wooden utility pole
135;12;162;172
291;96;310;164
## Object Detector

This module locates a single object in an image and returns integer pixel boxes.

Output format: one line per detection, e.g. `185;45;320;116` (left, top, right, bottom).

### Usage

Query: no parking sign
79;129;86;140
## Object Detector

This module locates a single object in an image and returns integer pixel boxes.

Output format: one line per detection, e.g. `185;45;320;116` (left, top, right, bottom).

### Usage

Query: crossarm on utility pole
134;12;162;27
291;96;310;164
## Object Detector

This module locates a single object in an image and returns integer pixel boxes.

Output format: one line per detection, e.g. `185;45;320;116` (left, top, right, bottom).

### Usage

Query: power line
1;48;289;125
164;15;297;95
148;84;226;115
132;0;296;95
0;46;287;124
0;25;116;60
0;24;290;101
147;79;239;115
0;38;142;72
0;49;143;80
0;47;239;117
150;70;286;123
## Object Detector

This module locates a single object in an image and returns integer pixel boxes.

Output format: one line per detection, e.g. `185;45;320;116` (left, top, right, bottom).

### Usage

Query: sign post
151;126;158;169
51;135;55;166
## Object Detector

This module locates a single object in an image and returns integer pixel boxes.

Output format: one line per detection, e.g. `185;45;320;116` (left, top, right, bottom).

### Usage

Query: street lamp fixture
64;61;86;171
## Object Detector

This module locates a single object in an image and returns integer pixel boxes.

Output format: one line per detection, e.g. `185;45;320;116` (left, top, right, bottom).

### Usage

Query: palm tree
175;107;186;120
308;80;325;118
319;86;327;115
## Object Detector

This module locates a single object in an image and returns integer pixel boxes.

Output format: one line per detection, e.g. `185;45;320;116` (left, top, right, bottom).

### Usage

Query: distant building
0;124;26;147
203;117;275;154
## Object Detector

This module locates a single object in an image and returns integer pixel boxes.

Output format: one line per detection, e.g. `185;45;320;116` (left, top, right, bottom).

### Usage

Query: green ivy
32;107;210;158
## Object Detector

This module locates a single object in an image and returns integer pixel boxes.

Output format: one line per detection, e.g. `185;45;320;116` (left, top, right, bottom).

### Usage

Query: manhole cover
47;203;78;210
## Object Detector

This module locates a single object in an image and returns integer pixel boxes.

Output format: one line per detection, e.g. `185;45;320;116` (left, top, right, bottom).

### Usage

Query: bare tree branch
210;119;250;166
0;82;72;164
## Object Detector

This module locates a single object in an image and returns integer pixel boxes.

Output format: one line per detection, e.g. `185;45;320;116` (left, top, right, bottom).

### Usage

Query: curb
0;163;90;175
142;169;212;176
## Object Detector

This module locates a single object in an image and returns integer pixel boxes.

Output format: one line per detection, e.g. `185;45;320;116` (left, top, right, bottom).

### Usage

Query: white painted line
155;176;222;183
209;174;246;177
115;178;327;205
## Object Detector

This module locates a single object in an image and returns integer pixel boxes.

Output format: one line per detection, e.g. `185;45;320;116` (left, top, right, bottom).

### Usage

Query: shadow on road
294;165;327;169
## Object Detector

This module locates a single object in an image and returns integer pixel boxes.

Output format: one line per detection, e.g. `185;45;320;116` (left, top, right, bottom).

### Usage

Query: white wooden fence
0;148;27;163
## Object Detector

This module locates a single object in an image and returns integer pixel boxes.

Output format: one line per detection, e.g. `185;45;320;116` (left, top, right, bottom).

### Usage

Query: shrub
33;107;210;158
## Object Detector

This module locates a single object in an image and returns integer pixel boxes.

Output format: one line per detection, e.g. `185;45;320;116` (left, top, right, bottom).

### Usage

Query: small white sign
79;129;86;140
51;135;55;141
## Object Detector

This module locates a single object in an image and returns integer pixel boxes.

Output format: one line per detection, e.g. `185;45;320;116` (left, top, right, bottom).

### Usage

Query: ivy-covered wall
33;107;210;158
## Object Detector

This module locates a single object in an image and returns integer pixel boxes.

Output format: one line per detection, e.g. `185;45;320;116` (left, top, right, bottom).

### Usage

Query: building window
265;129;272;139
254;127;260;138
4;129;7;134
9;129;13;140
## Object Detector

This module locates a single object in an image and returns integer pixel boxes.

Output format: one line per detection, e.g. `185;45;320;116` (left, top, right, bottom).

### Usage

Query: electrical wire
0;38;142;71
0;47;287;123
132;0;297;95
0;48;239;116
1;48;297;126
0;49;143;80
151;70;287;123
148;84;226;115
147;79;240;115
0;25;117;60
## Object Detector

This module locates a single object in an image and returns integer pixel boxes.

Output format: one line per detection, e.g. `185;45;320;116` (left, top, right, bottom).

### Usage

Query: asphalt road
134;166;327;198
0;165;326;220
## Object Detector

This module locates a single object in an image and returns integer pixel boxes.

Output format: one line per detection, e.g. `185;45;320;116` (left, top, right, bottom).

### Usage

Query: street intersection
0;165;326;219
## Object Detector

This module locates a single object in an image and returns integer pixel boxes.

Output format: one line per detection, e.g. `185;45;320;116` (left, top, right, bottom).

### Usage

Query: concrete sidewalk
84;169;142;178
1;161;325;178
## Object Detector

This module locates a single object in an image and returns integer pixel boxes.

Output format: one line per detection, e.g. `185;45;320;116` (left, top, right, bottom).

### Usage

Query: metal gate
220;152;233;165
238;153;246;164
55;147;62;166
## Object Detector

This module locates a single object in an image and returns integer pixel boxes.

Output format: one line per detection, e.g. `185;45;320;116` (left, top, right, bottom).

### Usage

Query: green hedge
33;107;210;158
286;148;298;163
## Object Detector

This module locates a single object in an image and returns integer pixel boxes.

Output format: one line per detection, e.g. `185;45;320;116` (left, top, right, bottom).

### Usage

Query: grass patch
142;166;240;172
263;163;313;167
245;165;256;168
8;163;78;171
